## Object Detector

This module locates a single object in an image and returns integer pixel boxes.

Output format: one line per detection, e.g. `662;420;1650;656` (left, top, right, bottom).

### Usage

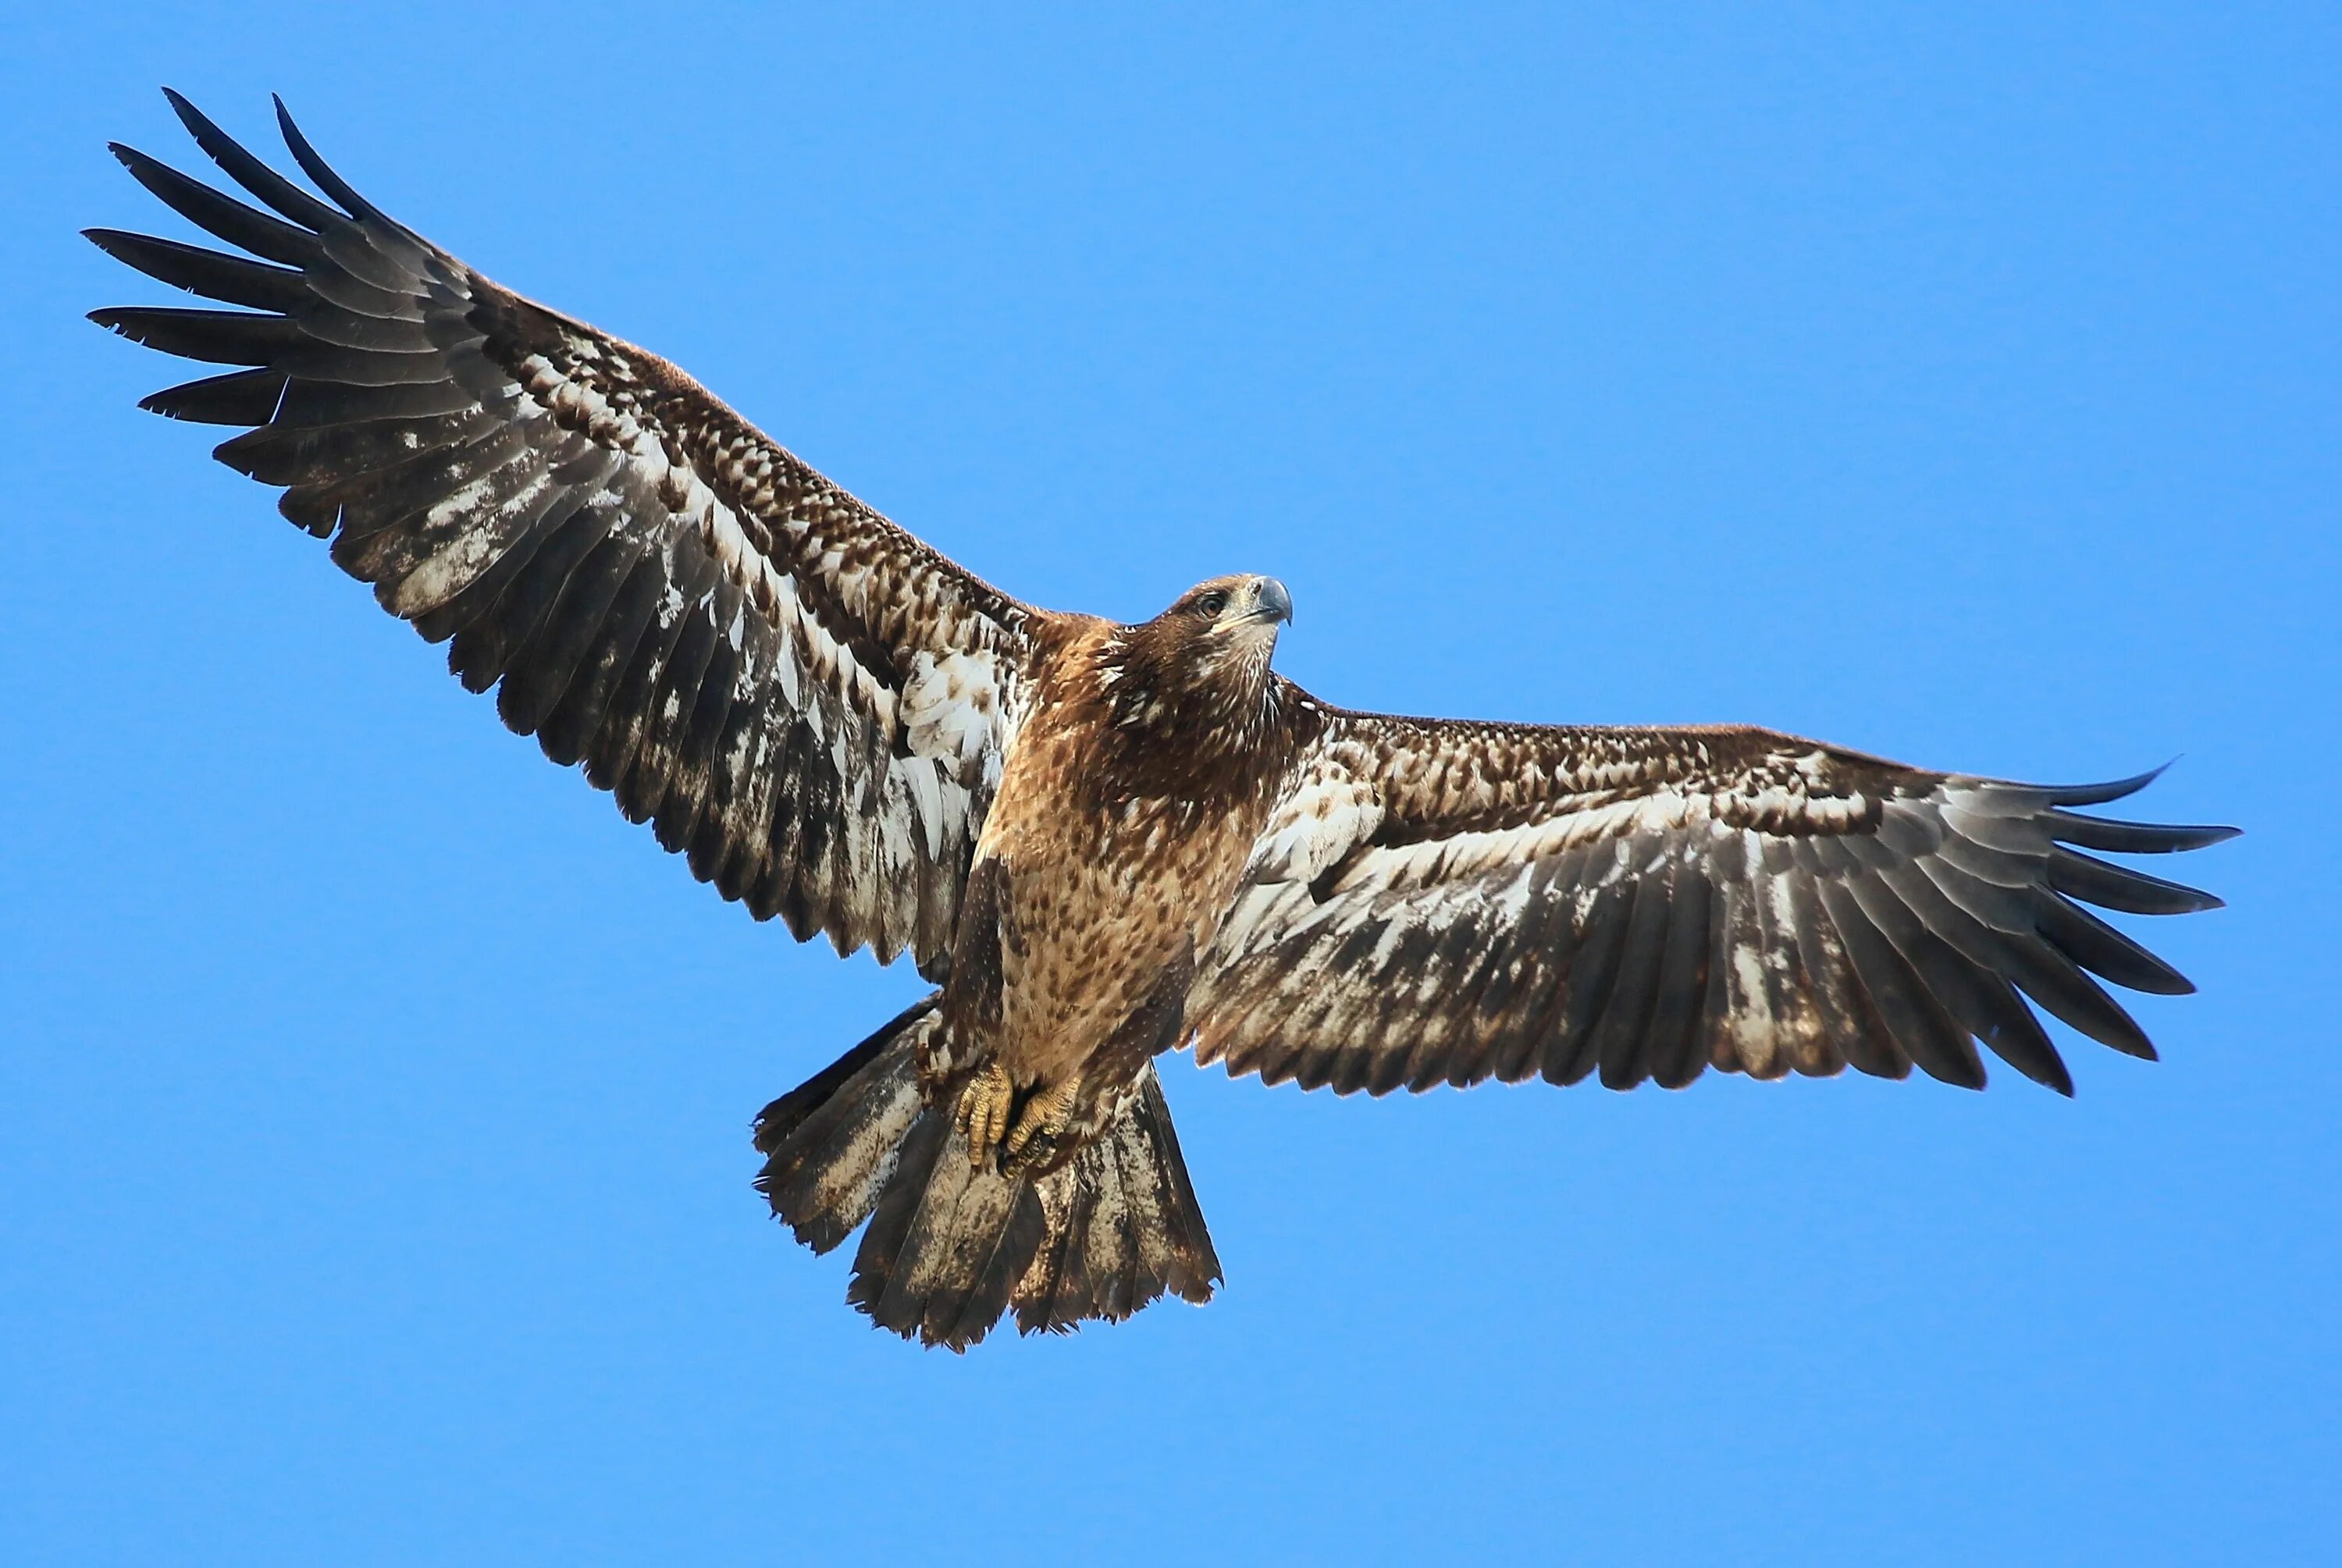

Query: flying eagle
91;94;2235;1350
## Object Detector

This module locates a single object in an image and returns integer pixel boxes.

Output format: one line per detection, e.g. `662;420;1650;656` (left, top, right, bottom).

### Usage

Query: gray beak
1254;576;1294;626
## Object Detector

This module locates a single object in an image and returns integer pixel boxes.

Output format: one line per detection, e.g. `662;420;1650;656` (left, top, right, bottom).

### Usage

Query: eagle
91;94;2235;1350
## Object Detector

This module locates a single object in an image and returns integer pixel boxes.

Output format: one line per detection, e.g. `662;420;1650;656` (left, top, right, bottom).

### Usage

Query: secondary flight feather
91;94;2235;1349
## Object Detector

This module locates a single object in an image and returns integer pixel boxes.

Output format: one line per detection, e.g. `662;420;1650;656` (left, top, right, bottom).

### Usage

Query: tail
753;993;1223;1351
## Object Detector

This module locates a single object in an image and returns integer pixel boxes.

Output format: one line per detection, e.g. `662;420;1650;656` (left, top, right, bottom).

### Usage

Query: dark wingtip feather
2038;898;2198;996
162;86;347;231
2049;847;2226;916
1998;936;2161;1061
84;227;307;312
2005;1033;2077;1097
136;368;287;425
158;87;221;143
101;138;322;268
272;94;378;220
159;85;205;131
86;304;294;366
2022;762;2240;853
2050;811;2241;855
2042;764;2169;807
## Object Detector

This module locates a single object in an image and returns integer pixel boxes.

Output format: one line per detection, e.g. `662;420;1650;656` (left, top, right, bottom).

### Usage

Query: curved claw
1004;1079;1081;1174
955;1061;1015;1170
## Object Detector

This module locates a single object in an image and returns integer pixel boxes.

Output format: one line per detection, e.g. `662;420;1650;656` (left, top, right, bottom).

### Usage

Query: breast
970;665;1278;1079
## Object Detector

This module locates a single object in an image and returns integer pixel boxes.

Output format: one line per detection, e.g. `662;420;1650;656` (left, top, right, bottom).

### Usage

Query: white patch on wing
1767;867;1802;939
1729;941;1777;1057
1365;908;1419;974
903;757;947;859
1329;790;1717;898
386;462;561;615
900;649;1005;786
1490;866;1534;923
1243;767;1383;886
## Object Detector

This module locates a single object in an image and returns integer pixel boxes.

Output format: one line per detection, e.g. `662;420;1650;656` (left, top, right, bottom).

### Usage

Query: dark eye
1195;591;1229;617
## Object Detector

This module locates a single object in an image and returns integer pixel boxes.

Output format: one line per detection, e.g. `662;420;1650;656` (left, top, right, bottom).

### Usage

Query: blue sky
4;4;2334;1563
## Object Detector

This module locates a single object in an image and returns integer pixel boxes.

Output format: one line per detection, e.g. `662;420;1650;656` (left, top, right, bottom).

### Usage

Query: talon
1005;1078;1080;1172
956;1061;1015;1169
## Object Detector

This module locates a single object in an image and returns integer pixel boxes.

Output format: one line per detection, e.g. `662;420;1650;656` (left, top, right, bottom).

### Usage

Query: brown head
1098;574;1297;778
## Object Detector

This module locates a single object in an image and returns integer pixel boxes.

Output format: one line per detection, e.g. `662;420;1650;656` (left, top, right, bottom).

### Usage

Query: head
1099;573;1295;755
1157;572;1294;667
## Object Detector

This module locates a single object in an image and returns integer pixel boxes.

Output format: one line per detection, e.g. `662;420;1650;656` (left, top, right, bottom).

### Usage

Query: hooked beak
1251;576;1294;627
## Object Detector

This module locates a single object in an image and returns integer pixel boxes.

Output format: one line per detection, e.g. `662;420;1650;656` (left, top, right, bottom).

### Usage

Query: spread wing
89;93;1038;976
1191;699;2235;1096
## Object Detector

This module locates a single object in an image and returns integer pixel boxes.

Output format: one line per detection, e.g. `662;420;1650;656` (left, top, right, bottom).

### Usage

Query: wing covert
90;92;1040;975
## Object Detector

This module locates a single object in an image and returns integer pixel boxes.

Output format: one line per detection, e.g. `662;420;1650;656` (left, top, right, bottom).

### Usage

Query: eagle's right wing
90;93;1041;976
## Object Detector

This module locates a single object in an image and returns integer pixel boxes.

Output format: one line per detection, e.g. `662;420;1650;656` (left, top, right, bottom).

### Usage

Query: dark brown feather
91;94;1038;976
1194;712;2228;1101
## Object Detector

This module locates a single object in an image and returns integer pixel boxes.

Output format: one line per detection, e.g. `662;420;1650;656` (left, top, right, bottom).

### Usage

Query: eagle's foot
956;1060;1016;1169
1003;1078;1081;1175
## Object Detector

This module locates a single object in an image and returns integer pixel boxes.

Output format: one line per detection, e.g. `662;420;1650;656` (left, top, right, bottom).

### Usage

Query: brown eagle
91;95;2235;1349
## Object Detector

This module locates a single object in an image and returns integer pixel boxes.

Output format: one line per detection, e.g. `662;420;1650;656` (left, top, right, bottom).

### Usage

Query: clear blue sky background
3;5;2333;1564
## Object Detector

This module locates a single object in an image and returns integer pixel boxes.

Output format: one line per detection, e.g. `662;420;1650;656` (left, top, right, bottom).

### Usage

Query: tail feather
838;1103;948;1301
753;995;935;1254
756;998;1222;1350
1122;1072;1220;1300
1023;1154;1105;1333
952;1180;1051;1348
862;1118;1008;1337
1078;1139;1140;1321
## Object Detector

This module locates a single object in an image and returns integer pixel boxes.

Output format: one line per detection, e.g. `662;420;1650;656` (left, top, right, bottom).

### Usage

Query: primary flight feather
91;93;2235;1349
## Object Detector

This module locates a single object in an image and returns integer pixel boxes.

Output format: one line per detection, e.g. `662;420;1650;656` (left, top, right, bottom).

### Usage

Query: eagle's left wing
1190;699;2233;1096
88;94;1041;977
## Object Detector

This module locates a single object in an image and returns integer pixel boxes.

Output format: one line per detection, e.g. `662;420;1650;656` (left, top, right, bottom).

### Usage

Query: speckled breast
969;656;1279;1085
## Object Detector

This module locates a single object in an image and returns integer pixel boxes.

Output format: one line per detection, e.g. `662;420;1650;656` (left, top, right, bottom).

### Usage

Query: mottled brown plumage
93;95;2236;1350
934;582;1304;1170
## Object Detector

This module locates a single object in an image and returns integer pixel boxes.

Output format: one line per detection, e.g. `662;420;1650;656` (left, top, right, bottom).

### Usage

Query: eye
1195;591;1229;617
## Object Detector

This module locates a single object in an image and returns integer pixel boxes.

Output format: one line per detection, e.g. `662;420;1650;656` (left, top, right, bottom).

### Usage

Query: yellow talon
956;1061;1016;1169
1005;1078;1080;1170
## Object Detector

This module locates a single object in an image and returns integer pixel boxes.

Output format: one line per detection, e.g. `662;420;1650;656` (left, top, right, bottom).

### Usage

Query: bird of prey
90;94;2235;1350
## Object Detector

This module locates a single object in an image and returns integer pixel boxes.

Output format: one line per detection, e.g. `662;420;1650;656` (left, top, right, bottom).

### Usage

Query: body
936;577;1301;1170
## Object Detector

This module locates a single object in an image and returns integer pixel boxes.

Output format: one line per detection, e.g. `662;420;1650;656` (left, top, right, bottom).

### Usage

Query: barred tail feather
753;994;938;1253
1013;1070;1222;1337
754;1010;1220;1350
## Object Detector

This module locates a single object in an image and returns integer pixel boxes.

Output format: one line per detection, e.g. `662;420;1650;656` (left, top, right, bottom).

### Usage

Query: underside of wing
90;92;1041;976
1193;707;2234;1097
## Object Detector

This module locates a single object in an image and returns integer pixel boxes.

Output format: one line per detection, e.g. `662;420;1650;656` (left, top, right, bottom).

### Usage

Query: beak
1252;576;1294;627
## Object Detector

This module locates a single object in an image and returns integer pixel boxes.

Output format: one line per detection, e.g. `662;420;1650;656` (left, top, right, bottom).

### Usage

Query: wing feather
1193;700;2231;1097
91;94;1044;975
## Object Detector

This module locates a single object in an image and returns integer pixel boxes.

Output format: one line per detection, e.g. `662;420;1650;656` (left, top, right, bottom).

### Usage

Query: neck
1093;625;1286;794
